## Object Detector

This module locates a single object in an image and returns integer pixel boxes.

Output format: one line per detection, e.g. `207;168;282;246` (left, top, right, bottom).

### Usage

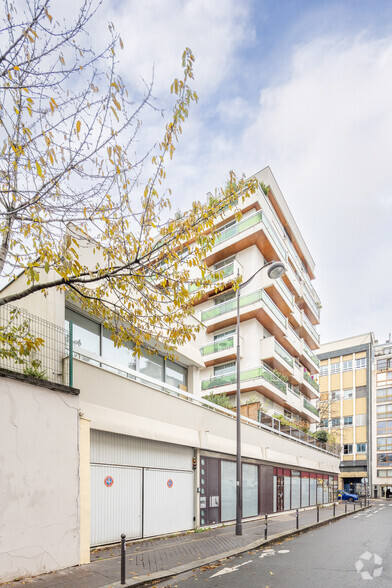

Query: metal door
277;476;284;511
90;464;142;546
143;469;194;537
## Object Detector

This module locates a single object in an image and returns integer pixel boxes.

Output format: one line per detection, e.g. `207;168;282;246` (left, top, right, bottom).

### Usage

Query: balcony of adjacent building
201;361;289;407
200;287;288;342
203;208;288;269
199;332;243;367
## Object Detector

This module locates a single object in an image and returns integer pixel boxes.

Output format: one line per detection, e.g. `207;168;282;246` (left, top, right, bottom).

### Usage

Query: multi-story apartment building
318;333;374;496
1;166;341;583
194;166;321;429
372;337;392;498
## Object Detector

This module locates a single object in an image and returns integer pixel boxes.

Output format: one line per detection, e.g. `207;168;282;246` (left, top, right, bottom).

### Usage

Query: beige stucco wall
0;377;80;583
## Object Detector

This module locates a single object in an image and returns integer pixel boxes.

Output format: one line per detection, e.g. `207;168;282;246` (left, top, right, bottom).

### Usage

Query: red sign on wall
167;479;173;488
104;476;114;487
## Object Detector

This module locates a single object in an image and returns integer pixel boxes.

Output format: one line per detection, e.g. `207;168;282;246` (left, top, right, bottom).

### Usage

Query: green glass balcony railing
200;336;235;356
275;278;294;307
303;287;320;321
201;288;287;328
303;343;320;367
215;210;263;245
302;313;320;344
303;397;320;417
303;370;319;392
189;262;235;293
274;340;293;367
201;363;287;394
214;210;287;264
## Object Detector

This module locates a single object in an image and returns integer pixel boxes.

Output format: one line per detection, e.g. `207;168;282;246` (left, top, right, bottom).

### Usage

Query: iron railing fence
0;303;69;386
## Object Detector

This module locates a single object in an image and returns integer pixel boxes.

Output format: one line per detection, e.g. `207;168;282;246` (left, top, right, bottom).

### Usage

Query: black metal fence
0;304;70;386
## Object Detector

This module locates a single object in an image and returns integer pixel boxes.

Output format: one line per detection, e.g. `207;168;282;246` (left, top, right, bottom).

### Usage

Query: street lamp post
235;260;286;536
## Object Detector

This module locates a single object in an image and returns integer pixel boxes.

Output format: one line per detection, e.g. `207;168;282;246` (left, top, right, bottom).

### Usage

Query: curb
101;503;373;588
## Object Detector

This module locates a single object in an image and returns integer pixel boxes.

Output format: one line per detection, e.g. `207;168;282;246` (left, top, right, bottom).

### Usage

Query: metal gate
143;469;194;537
90;464;142;546
90;430;194;545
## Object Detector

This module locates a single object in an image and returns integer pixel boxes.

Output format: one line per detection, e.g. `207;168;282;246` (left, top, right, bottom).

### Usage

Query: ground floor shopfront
199;454;338;527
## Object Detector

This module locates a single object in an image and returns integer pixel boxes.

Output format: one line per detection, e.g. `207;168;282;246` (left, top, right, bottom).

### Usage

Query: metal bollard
345;502;347;513
317;505;319;522
296;509;299;529
354;501;356;511
333;502;335;517
264;514;268;540
121;533;126;585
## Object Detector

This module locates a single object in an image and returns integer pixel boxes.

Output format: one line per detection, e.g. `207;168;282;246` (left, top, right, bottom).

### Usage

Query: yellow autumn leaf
36;161;43;178
76;120;81;134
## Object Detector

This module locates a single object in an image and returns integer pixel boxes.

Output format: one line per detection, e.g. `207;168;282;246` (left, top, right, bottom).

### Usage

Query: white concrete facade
194;167;321;426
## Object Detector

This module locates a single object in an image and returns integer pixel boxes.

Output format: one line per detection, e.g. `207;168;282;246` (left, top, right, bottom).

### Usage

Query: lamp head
267;261;286;280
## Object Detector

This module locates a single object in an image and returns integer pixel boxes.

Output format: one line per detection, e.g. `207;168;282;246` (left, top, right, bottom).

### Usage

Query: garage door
90;464;142;546
143;469;194;537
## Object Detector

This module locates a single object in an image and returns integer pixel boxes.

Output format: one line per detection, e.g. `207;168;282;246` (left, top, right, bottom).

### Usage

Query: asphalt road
151;501;392;588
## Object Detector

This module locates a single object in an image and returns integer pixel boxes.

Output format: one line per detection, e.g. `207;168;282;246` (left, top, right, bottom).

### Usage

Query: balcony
260;336;294;377
200;288;287;337
283;323;302;357
300;311;320;349
300;341;320;374
189;259;242;300
201;362;288;405
200;335;242;367
302;397;320;422
298;284;320;325
264;275;294;316
205;209;287;267
301;370;320;399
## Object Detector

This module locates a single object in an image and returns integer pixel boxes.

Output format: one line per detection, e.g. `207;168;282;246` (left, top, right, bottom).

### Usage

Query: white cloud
237;34;392;342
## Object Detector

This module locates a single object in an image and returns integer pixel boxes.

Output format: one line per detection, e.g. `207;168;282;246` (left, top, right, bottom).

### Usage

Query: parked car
337;490;359;502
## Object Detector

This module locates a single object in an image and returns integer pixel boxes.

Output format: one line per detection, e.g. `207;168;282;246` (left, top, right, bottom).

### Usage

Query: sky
74;0;392;345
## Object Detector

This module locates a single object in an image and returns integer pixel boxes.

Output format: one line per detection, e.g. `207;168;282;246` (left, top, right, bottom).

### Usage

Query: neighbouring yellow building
318;333;374;495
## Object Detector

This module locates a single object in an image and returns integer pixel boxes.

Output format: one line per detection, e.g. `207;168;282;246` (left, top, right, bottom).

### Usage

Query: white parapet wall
0;375;80;583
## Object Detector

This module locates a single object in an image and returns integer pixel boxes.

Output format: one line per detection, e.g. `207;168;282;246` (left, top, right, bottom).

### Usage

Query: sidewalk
6;501;373;588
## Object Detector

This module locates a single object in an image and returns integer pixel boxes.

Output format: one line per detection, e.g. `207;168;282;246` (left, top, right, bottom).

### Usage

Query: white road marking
278;550;290;553
210;560;253;578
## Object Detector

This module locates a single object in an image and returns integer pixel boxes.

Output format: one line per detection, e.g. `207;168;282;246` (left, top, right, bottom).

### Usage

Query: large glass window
214;361;236;376
356;443;367;453
316;476;323;504
242;464;258;518
377;469;392;478
377;437;392;451
214;290;235;306
328;476;334;502
284;472;291;510
319;365;328;376
342;360;353;372
102;328;136;370
343;444;353;454
377;404;392;418
355;358;367;369
323;477;329;503
331;418;340;427
65;307;100;355
330;363;340;374
377;387;392;402
291;471;301;509
378;421;392;435
344;416;353;426
309;475;317;506
165;359;187;390
221;460;236;521
301;473;309;507
139;350;164;381
377;453;392;467
214;329;236;341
